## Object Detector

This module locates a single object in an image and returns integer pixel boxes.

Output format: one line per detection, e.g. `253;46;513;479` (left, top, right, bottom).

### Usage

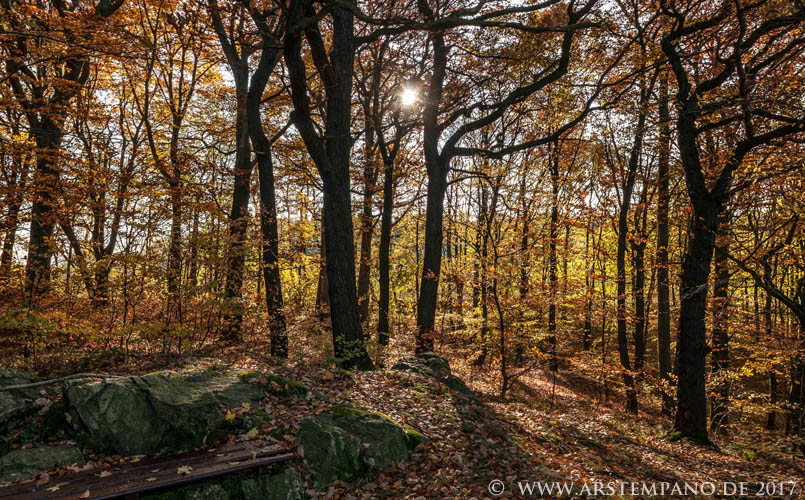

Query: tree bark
710;221;730;434
656;73;673;416
377;159;393;346
284;0;372;369
245;16;287;357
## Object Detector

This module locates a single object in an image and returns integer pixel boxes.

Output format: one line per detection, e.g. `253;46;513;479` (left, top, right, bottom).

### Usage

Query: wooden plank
0;444;292;500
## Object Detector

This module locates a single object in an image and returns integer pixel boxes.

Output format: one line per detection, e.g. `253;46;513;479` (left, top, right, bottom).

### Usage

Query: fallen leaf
80;490;90;498
100;470;112;478
177;465;193;475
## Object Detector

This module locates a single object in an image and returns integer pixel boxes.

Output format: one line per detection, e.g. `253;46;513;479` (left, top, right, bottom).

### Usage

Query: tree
2;0;125;302
283;0;373;369
659;0;805;439
411;0;601;352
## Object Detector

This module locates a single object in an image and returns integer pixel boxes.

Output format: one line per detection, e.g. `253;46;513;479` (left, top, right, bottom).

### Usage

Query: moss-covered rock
143;465;306;500
392;353;474;397
392;353;451;380
64;371;275;456
299;405;427;491
233;372;308;399
0;445;84;482
0;368;41;432
297;414;364;490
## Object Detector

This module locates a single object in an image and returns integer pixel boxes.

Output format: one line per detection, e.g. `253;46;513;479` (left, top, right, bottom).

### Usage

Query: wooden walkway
0;443;294;499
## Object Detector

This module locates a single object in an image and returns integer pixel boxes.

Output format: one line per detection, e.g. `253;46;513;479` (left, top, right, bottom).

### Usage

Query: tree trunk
245;30;287;357
377;159;393;346
222;90;252;341
166;183;183;324
656;74;673;416
583;219;593;350
283;1;372;369
710;224;730;435
1;157;28;279
674;205;717;440
416;168;447;353
25;121;63;302
356;149;376;324
548;153;559;372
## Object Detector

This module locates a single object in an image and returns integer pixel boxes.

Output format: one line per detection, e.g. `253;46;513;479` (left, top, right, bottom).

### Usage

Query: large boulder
143;464;306;500
392;353;472;394
298;405;426;490
0;445;84;482
297;414;364;489
0;369;41;431
64;371;305;456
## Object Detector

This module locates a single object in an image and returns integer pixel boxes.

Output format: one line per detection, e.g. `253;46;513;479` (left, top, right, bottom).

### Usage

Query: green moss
331;404;394;423
403;427;427;449
663;430;712;447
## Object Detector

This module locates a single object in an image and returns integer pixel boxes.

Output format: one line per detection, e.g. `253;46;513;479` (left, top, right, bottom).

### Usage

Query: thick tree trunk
674;206;717;440
710;226;730;434
25;121;63;302
284;1;372;369
416;169;447;353
256;148;287;357
222;93;252;341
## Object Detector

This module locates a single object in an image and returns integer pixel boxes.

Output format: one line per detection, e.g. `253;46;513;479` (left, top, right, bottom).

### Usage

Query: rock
239;373;308;399
242;465;306;500
299;405;427;490
0;445;84;482
329;406;413;469
392;353;451;380
297;414;363;490
392;353;474;396
143;465;306;500
0;368;40;431
65;371;302;456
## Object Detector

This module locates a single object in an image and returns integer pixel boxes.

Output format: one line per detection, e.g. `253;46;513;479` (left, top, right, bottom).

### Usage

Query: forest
0;0;804;497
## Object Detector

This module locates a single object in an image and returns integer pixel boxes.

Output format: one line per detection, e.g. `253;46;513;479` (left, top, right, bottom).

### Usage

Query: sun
400;87;417;107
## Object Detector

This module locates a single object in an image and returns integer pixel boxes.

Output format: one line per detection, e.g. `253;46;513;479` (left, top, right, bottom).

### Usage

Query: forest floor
3;323;804;499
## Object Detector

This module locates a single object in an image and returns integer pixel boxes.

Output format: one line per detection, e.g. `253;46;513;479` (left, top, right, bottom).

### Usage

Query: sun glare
401;87;417;106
